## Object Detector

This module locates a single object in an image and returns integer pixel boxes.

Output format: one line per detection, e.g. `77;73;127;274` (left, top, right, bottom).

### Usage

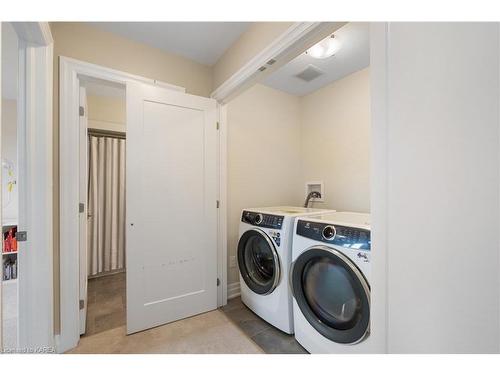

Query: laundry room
4;14;500;362
226;22;369;296
56;21;372;355
223;22;371;353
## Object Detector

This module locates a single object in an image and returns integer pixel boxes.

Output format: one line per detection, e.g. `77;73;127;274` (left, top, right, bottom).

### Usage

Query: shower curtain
87;135;126;276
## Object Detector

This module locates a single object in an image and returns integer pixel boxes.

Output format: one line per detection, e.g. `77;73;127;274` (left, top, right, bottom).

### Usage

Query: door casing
58;57;226;353
0;22;54;353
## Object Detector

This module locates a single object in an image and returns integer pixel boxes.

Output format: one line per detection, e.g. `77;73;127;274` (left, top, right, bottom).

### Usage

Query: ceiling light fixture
306;35;341;59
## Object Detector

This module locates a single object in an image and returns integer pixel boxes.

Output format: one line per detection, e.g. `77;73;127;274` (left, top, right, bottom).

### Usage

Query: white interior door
126;82;218;334
78;86;88;334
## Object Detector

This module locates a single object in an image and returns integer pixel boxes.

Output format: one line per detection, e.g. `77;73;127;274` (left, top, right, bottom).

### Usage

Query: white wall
1;99;18;223
2;23;19;225
372;23;500;353
300;68;370;212
226;84;303;284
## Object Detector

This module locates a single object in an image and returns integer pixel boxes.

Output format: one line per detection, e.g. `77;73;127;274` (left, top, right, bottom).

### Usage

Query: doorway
59;57;223;352
78;78;127;337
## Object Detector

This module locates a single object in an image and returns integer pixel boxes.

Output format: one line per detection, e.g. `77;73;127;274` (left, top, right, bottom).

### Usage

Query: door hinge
79;106;85;116
79;203;85;213
16;231;27;242
79;299;85;310
217;278;220;287
216;200;220;208
216;122;220;130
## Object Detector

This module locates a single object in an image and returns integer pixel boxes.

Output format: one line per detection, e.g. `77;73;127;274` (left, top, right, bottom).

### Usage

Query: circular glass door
237;229;280;295
291;246;370;344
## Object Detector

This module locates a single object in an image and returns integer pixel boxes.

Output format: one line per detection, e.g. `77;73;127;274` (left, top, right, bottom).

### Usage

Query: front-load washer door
238;228;281;295
291;245;370;344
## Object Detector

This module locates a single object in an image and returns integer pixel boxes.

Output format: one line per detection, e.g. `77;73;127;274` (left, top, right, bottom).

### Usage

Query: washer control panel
296;220;371;250
242;211;284;230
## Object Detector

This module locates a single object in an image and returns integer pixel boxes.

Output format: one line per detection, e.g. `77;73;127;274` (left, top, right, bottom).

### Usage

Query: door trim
369;23;389;353
1;22;54;353
58;57;225;353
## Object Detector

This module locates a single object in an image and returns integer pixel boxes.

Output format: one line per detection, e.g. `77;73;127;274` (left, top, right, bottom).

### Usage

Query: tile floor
70;309;263;354
84;271;126;337
77;272;307;354
221;297;308;354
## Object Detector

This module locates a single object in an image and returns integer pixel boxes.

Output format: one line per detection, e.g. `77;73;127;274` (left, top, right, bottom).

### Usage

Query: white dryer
291;212;371;353
237;206;336;334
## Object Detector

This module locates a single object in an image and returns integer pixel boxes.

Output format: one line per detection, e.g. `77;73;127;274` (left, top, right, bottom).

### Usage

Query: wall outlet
229;256;237;268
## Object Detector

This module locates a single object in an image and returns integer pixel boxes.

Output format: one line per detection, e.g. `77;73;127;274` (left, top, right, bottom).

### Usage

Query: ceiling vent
294;65;324;82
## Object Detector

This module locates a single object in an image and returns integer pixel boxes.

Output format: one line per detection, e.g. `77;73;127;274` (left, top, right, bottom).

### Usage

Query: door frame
77;86;87;335
58;56;211;352
1;22;54;352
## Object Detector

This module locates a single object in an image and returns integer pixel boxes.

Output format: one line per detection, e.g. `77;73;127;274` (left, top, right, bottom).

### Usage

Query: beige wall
213;22;293;90
87;95;126;133
299;68;370;213
226;84;302;284
51;23;213;97
226;69;370;284
51;22;213;333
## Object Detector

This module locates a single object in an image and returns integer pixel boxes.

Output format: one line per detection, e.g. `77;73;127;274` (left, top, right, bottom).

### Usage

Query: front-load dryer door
238;228;281;295
291;246;370;344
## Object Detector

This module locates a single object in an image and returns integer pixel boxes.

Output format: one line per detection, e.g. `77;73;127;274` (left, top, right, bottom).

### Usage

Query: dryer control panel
296;220;371;250
242;211;284;230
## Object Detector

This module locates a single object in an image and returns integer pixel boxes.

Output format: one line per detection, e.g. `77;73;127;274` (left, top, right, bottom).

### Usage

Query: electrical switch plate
229;256;237;268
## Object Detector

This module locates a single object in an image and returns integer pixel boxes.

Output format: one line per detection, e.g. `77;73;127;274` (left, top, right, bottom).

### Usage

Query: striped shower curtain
87;135;126;276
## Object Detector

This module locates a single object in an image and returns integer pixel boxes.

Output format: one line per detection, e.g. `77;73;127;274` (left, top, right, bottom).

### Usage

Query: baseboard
227;282;241;299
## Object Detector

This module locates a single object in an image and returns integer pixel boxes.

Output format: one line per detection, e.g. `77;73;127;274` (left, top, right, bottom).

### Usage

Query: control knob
322;225;336;240
254;213;263;225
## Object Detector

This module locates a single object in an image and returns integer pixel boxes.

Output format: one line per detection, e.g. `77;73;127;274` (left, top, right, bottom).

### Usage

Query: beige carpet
67;309;264;354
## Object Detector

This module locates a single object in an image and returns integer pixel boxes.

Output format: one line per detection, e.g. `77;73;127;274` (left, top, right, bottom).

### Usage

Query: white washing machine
237;206;336;334
291;212;371;353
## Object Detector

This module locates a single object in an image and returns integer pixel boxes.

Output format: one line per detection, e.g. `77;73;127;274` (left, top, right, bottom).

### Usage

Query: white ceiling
2;23;18;100
88;22;250;66
263;23;369;96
